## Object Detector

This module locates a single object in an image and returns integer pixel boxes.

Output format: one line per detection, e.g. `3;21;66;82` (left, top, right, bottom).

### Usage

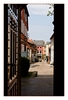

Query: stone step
31;71;38;77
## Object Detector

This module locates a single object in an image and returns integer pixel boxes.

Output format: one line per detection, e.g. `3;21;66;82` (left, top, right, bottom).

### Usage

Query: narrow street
21;61;54;96
4;4;64;96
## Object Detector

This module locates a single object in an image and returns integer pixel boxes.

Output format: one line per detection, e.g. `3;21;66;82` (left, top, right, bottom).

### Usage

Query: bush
21;57;30;77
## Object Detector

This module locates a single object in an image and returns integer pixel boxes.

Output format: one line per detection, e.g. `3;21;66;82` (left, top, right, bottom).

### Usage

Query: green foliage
21;57;30;77
46;4;54;16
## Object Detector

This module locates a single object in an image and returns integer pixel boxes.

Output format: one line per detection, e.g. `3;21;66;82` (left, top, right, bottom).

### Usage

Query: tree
46;4;54;16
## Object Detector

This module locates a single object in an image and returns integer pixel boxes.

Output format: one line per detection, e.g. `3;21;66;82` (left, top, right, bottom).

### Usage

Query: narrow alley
4;4;64;96
21;61;54;96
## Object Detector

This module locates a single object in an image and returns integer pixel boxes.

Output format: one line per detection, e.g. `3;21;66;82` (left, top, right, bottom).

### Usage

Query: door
7;4;19;96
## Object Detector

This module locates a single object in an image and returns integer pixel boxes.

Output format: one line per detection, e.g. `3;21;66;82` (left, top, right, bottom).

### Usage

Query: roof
50;33;54;39
27;39;36;45
46;42;51;45
15;4;29;16
33;40;45;46
27;39;34;44
27;39;37;51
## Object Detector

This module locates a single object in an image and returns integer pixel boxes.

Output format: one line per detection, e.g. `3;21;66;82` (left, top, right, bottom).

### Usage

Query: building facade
27;39;37;63
21;5;29;58
6;4;22;96
50;33;54;64
5;4;29;96
34;40;46;60
46;42;51;62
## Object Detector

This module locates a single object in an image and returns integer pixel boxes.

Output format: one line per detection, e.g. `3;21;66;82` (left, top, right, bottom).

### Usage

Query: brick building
5;4;29;96
33;40;46;60
21;4;29;58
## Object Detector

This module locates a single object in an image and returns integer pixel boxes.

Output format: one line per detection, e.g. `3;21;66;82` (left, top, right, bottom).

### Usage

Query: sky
27;4;54;43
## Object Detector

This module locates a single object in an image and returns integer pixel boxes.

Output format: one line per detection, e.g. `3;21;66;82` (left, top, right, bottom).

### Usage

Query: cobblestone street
21;61;54;96
29;61;53;76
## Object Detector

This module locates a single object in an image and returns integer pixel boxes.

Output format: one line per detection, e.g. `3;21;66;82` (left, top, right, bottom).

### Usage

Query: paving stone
21;62;54;96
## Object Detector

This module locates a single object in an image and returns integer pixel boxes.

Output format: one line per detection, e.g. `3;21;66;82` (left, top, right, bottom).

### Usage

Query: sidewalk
21;62;54;96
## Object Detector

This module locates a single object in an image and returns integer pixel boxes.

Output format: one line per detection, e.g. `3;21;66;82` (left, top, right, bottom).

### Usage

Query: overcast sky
27;4;54;43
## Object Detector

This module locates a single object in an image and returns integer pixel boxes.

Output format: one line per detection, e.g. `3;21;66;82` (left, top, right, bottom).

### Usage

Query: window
8;4;18;96
40;50;41;53
44;50;46;52
8;17;17;79
24;44;26;51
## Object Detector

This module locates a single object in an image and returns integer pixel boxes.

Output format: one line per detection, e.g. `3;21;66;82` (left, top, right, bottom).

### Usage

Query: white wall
21;44;24;52
46;45;49;56
50;37;54;64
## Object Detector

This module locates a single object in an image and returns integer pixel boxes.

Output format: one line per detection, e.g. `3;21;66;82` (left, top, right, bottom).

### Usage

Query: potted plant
21;57;30;77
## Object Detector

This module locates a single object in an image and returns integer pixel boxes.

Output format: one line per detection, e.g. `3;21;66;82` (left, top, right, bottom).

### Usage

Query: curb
31;71;38;77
